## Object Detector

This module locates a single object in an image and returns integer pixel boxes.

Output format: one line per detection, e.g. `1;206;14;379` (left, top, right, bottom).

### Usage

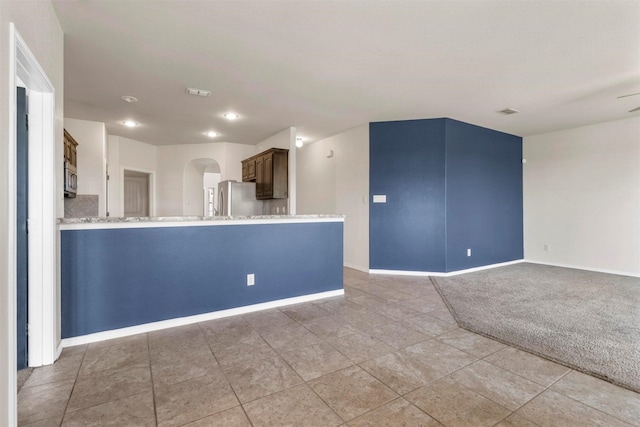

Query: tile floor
18;268;640;426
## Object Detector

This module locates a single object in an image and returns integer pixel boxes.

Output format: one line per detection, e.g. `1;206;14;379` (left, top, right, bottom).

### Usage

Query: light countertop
58;214;345;229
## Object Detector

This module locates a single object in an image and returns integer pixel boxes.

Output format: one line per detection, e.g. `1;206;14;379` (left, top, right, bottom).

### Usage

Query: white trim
120;166;156;217
5;23;58;427
369;259;525;277
58;216;345;231
60;289;344;348
13;27;57;368
524;260;640;278
6;23;18;427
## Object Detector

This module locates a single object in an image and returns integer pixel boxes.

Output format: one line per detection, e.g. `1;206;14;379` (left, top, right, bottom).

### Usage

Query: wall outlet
467;248;472;257
247;274;255;286
373;195;387;203
544;244;550;252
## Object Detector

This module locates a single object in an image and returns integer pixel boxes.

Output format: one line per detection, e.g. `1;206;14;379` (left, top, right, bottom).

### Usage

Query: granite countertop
58;214;345;225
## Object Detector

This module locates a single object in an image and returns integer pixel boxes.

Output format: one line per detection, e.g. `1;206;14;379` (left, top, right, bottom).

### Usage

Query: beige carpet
431;263;640;393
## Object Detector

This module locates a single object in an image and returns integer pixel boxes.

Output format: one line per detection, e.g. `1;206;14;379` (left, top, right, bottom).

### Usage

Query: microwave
64;162;77;197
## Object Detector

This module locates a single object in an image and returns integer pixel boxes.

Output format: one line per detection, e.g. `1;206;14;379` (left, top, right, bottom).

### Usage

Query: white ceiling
52;0;640;146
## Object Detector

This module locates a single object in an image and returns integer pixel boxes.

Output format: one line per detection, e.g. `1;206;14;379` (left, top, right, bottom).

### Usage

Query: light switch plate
373;195;387;203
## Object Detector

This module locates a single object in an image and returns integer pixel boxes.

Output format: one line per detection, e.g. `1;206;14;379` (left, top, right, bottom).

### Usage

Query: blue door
17;87;28;370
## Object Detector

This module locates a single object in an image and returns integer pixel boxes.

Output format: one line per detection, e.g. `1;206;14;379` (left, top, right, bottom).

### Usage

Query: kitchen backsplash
262;198;288;215
64;194;99;218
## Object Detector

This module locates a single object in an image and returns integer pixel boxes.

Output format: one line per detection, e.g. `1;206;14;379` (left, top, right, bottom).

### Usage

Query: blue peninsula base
60;219;344;340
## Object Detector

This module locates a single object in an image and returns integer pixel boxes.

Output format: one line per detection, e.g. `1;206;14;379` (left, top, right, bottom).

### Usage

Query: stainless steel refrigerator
217;180;264;216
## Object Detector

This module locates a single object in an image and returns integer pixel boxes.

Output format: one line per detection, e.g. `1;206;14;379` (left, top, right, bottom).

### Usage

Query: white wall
64;118;107;216
183;159;221;216
524;117;640;276
156;142;255;216
108;135;157;217
0;1;64;424
256;127;293;151
297;137;337;214
107;137;254;217
110;130;297;218
297;124;370;271
203;172;221;191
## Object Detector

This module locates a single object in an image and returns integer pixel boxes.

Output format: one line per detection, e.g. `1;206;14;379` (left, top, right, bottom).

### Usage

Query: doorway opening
7;23;58;426
11;24;57;369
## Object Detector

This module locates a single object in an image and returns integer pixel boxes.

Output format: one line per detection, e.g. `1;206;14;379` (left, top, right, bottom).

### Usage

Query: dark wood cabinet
242;148;288;200
242;157;257;182
255;155;265;196
63;129;79;169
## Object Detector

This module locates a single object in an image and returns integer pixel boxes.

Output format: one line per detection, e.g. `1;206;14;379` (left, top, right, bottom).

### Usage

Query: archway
183;158;221;216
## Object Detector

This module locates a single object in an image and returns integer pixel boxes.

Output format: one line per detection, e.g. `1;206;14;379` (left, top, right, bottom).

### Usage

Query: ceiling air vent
185;87;211;97
497;108;520;115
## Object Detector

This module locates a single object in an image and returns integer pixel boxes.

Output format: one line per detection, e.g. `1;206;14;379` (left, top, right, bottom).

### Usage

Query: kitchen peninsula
58;215;344;345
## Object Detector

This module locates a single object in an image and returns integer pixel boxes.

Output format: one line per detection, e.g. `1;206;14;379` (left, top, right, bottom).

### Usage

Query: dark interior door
17;86;28;370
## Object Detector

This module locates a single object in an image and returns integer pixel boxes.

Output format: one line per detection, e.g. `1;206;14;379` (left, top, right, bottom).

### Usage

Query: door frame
121;167;155;217
8;23;58;385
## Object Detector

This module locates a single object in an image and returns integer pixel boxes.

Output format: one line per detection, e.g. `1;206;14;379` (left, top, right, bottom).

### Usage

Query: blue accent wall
445;119;523;271
61;222;343;338
370;119;446;271
369;118;523;273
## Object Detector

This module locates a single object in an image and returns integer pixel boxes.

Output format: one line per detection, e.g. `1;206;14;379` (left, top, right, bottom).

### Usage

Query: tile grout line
195;321;255;426
544;370;640;427
290;289;450;424
61;339;154;417
145;333;160;427
20;272;639;426
197;320;265;426
364;320;527;426
304;364;386;425
57;345;88;426
229;305;394;423
479;350;570;390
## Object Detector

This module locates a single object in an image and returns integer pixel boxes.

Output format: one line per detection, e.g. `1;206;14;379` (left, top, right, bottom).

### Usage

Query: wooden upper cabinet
241;148;288;200
262;152;274;198
255;155;265;197
242;157;257;182
63;129;79;169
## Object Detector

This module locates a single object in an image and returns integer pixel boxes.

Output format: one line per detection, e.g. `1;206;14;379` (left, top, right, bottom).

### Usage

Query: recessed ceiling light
120;95;138;103
295;137;304;148
122;120;138;127
205;131;218;138
224;112;239;120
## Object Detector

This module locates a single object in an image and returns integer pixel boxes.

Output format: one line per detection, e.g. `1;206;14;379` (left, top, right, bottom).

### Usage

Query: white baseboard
369;259;525;277
60;289;344;348
524;260;640;278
